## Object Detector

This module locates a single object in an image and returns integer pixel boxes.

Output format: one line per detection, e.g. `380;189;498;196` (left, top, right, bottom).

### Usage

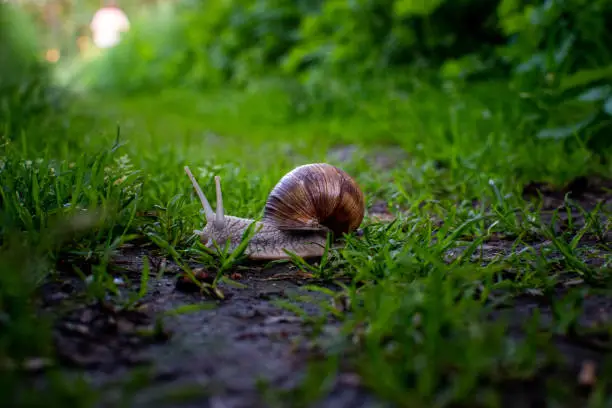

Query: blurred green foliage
80;0;612;83
76;0;612;153
0;3;66;138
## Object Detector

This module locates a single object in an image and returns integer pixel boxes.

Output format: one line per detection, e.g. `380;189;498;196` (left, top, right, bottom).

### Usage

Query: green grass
1;73;611;407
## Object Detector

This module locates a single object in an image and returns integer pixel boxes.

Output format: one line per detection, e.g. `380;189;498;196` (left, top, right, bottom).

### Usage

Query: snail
184;163;365;260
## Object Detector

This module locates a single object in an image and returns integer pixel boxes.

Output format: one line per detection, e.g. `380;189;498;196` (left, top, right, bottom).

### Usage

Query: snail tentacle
184;166;215;221
214;175;225;229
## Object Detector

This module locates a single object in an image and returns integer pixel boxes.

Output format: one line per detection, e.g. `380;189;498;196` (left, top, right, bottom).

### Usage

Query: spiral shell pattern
262;163;365;236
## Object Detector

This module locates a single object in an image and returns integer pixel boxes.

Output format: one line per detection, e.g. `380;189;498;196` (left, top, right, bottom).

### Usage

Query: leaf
393;0;444;17
163;303;217;316
604;97;612;116
559;66;612;92
515;53;545;74
576;85;611;102
536;113;597;140
554;34;575;65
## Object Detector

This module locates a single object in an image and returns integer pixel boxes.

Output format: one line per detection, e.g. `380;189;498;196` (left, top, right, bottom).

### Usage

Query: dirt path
41;238;612;407
41;251;387;408
30;157;612;408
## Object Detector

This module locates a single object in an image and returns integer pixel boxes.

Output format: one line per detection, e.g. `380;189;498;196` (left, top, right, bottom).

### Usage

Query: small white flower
115;155;132;170
198;167;212;179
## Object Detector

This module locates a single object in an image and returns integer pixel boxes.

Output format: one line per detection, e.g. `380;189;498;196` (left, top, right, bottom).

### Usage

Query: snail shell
262;163;365;236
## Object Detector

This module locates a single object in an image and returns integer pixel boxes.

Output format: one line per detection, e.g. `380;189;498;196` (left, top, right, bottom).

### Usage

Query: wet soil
39;236;611;408
38;255;382;408
28;161;612;407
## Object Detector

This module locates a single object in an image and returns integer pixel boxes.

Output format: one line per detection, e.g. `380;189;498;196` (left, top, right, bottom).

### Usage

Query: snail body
184;163;365;260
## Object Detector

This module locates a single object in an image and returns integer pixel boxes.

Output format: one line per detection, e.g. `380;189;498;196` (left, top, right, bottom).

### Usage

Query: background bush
0;3;67;139
45;0;612;155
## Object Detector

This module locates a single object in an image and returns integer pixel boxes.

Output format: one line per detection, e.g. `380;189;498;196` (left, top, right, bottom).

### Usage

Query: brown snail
184;163;365;260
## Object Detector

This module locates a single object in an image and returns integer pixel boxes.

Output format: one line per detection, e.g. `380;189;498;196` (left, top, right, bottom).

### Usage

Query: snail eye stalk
214;175;225;229
184;166;215;221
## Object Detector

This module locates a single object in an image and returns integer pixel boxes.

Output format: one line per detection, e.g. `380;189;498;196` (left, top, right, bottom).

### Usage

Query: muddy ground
39;238;612;408
27;150;612;408
39;252;387;408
